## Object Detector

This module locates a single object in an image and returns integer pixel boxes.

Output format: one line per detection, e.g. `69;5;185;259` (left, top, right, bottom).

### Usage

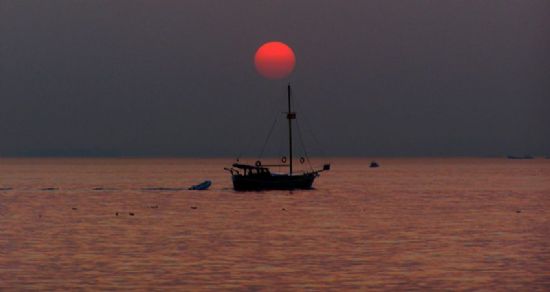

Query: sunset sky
1;1;548;156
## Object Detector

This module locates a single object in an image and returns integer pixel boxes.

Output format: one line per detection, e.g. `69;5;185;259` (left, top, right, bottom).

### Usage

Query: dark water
0;158;549;290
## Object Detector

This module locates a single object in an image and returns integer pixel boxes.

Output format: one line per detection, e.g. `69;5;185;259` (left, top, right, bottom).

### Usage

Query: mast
287;84;295;175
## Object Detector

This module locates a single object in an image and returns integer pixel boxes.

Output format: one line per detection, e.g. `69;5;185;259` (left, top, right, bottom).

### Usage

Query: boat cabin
231;163;272;176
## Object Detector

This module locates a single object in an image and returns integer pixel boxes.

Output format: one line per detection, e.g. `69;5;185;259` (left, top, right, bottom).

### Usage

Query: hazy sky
1;1;549;157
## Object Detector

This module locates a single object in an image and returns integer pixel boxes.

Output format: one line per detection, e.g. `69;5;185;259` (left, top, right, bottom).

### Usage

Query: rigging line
295;119;313;171
259;87;286;159
294;98;327;158
236;128;256;161
291;87;314;170
258;115;280;159
237;93;278;160
292;89;327;158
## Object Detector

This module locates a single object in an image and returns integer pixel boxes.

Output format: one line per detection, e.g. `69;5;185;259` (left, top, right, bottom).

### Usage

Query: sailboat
225;84;330;191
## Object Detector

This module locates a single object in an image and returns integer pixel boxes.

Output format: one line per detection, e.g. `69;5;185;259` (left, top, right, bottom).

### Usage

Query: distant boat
507;155;534;159
370;161;379;168
225;84;330;191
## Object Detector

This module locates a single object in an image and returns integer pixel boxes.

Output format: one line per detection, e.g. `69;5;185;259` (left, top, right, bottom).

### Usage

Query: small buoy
129;212;135;216
115;212;119;216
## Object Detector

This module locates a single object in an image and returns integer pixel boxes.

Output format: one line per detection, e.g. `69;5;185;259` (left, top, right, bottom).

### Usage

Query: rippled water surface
0;158;549;290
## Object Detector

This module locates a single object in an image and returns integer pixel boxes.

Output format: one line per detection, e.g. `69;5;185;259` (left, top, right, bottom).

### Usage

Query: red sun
254;41;296;79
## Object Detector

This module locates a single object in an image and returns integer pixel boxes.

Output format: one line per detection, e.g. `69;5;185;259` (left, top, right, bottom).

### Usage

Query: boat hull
232;173;316;191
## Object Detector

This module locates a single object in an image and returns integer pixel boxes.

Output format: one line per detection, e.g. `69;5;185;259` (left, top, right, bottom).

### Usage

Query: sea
0;158;549;290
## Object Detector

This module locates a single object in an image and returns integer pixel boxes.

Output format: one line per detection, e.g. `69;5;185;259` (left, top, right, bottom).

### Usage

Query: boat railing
224;167;240;175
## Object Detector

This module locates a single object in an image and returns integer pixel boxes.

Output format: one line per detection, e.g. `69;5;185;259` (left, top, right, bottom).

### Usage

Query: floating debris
41;187;58;191
92;187;117;191
141;187;185;191
282;208;287;211
516;210;522;213
129;212;135;216
72;207;78;210
190;206;198;210
0;187;13;191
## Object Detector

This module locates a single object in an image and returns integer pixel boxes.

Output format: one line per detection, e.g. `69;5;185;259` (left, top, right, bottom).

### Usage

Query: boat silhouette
225;84;330;191
507;155;534;159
